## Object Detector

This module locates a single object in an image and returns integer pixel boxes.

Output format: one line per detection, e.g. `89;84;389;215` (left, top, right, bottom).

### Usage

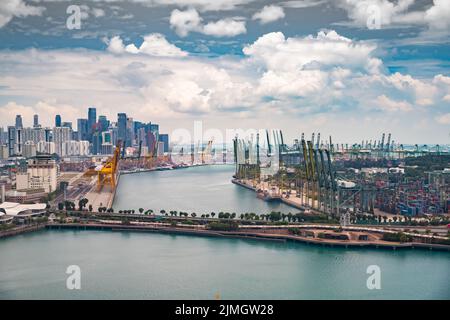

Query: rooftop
0;202;46;217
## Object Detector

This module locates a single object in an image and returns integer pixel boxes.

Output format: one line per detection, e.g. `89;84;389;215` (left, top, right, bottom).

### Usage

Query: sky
0;0;449;144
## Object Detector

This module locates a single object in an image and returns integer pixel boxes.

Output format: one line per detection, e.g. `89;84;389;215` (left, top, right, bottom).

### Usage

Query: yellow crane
96;142;121;192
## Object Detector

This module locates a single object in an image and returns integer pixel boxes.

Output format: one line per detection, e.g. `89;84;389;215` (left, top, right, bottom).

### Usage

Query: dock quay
232;178;306;211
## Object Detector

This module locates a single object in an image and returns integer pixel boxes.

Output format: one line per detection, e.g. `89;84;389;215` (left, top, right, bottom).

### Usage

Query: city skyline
0;1;449;144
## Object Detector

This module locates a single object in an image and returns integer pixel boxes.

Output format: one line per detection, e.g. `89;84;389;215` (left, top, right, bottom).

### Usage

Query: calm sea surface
0;230;448;299
113;165;294;214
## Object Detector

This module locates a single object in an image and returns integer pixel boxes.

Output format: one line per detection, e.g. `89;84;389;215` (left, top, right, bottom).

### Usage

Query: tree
211;212;216;218
191;212;196;218
78;198;88;211
160;209;166;215
268;211;282;222
287;212;293;222
58;202;64;211
139;208;144;214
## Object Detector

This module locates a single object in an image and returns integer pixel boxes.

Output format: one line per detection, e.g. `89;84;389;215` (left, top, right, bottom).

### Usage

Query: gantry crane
96;142;121;192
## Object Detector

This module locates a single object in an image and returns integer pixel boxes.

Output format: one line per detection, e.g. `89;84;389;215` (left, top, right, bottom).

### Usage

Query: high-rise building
108;123;118;146
98;115;109;132
88;107;97;141
44;128;52;142
33;114;39;128
91;131;102;155
157;141;165;156
22;127;45;145
0;127;5;144
37;141;55;154
22;141;37;158
62;140;90;156
117;113;127;145
159;134;169;153
126;117;134;146
15;115;23;129
53;126;72;156
55;115;61;127
0;144;8;159
16;128;23;155
77;118;88;141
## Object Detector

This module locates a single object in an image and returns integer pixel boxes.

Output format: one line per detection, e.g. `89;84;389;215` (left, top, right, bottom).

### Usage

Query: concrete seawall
45;223;450;252
108;172;120;208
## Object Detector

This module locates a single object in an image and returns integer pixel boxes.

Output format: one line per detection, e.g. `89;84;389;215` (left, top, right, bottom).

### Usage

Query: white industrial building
16;156;58;193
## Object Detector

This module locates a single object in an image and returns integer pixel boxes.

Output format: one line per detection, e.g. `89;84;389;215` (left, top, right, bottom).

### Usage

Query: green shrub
208;221;239;231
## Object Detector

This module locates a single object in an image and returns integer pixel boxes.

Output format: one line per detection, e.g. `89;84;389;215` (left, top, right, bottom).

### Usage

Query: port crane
96;142;121;192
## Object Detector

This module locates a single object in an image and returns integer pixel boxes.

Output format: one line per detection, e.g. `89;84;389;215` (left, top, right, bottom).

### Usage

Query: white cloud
435;113;450;125
203;18;246;37
91;8;105;18
252;5;285;24
140;0;255;12
0;0;45;28
1;29;449;142
243;30;382;74
107;36;125;54
375;94;412;112
170;8;246;37
424;0;450;31
30;0;255;12
336;0;414;28
0;101;85;128
107;33;188;57
169;8;202;37
336;0;450;38
281;0;326;9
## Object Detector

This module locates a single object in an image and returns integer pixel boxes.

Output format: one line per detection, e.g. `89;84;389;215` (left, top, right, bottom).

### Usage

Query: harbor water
0;230;448;299
113;165;295;214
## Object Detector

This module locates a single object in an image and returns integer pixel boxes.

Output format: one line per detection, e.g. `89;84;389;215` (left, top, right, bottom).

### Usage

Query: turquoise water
0;230;448;299
113;165;295;214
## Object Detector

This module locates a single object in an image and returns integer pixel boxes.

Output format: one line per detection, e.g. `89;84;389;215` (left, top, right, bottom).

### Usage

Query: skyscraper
53;126;72;156
88;107;97;141
7;126;16;156
77;118;88;141
15;115;23;129
159;134;169;153
98;115;109;132
55;114;61;127
33;114;39;128
117;113;127;145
